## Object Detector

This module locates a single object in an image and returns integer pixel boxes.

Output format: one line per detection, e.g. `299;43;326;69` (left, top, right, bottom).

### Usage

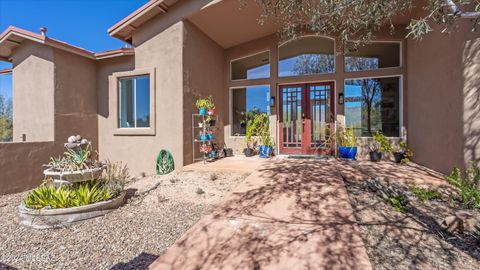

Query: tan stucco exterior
407;21;480;174
2;0;480;194
11;41;55;142
1;41;98;194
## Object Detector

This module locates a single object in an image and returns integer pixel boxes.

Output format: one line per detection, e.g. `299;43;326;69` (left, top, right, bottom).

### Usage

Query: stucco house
0;0;479;194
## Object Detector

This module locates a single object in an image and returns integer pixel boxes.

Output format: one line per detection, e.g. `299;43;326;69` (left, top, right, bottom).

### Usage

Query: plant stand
192;114;218;164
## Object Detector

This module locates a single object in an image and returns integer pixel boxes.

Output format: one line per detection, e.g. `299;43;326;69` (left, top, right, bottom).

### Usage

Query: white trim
344;40;403;73
343;74;403;139
277;35;336;78
230;49;271;82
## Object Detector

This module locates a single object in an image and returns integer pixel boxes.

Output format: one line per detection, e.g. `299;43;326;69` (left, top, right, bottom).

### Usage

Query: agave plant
70;181;112;207
64;143;92;171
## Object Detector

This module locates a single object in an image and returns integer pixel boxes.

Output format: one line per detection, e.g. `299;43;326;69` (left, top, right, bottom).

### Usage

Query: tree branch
445;0;480;18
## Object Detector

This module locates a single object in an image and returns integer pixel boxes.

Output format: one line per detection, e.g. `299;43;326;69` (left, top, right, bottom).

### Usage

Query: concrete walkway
150;158;372;270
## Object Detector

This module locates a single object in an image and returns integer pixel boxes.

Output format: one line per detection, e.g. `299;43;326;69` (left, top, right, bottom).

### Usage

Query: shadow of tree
0;262;17;270
150;159;372;269
340;160;480;269
110;252;158;270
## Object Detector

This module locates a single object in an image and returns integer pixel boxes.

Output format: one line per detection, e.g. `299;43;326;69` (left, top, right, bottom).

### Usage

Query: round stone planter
43;166;105;183
18;191;126;229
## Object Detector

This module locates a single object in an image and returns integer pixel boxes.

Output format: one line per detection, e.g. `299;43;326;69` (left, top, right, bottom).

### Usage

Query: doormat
287;155;330;160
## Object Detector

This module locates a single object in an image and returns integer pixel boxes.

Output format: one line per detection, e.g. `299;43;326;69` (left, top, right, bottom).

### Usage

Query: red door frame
279;82;335;155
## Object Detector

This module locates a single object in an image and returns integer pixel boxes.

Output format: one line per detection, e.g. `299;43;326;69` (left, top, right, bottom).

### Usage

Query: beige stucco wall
97;1;224;174
97;20;184;175
407;21;480;174
54;49;98;150
183;21;225;164
11;41;55;142
1;43;99;195
0;141;57;195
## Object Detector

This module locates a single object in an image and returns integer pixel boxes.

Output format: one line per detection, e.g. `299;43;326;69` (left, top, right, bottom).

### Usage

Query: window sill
114;128;155;136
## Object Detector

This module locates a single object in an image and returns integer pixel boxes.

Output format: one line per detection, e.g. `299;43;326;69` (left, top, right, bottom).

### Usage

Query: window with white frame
119;75;150;128
344;76;401;137
231;85;270;136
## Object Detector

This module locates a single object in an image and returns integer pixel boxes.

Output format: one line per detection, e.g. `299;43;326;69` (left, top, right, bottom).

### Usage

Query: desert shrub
103;160;129;195
411;186;442;202
24;180;115;209
446;163;480;209
385;195;408;213
372;131;392;153
196;188;205;195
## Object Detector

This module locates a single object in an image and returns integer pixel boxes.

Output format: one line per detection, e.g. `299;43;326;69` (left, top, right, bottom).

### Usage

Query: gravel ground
0;170;249;270
342;176;480;270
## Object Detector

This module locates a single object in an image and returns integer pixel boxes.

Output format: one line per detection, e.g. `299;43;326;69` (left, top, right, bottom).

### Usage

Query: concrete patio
150;158;374;269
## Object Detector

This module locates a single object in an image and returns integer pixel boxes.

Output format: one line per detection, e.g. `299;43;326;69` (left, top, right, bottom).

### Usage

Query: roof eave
108;0;170;42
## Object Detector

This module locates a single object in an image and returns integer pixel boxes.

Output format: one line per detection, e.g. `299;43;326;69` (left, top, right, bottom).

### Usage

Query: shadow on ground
340;160;480;269
150;159;371;269
110;252;158;270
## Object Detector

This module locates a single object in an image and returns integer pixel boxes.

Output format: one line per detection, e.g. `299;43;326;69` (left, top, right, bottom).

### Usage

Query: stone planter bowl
18;191;126;229
43;166;105;183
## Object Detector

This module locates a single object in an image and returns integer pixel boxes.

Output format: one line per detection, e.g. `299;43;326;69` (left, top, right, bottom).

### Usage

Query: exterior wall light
270;96;276;107
338;93;344;105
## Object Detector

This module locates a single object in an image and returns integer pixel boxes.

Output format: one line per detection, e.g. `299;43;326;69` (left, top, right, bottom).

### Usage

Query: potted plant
199;130;208;141
369;131;392;162
208;107;216;116
244;117;257;157
336;125;357;160
195;96;214;116
257;114;274;158
393;141;413;164
206;115;216;127
200;144;212;156
206;131;213;141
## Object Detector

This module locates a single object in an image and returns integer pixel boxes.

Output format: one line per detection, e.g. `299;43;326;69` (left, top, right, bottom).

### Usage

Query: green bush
446;163;480;209
24;181;114;209
411;186;442;202
385;195;408;212
372;131;392;153
246;112;270;148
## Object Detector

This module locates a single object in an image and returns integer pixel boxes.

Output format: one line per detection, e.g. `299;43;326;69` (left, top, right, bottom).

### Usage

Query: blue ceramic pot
199;134;208;141
259;145;273;158
207;133;213;140
199;108;207;115
339;146;357;160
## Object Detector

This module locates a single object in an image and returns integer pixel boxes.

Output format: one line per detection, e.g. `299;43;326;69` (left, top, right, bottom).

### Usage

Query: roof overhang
108;0;179;43
0;26;95;60
0;26;134;62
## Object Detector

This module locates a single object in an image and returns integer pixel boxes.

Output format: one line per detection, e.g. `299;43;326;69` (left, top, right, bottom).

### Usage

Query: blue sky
0;0;147;99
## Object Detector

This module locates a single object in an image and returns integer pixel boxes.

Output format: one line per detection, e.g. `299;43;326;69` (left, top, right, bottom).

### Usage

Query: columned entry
279;82;335;155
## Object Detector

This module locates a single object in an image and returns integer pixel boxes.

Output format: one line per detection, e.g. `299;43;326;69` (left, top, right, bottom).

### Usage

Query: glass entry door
279;82;335;155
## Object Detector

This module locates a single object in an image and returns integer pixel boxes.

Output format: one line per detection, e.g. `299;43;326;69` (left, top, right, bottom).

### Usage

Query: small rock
75;135;82;141
442;211;479;234
67;135;77;143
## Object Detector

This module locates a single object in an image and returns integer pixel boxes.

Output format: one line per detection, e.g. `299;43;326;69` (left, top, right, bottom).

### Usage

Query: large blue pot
199;134;208;141
339;146;357;160
259;145;273;158
199;108;207;115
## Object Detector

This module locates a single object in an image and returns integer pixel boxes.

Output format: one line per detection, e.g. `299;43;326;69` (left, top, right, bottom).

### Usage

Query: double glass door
279;82;335;155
